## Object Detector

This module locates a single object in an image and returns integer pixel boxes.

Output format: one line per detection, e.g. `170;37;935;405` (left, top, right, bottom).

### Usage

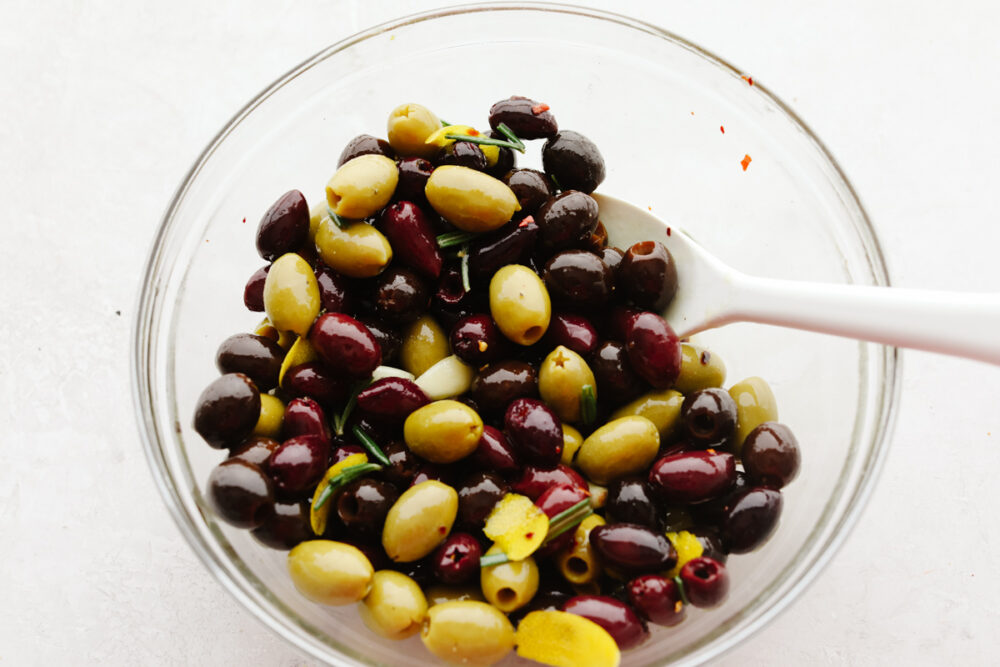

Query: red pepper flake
242;217;246;223
741;154;752;171
741;75;754;86
438;526;447;534
690;111;695;115
525;532;534;539
518;215;535;228
707;448;717;454
720;126;725;134
467;128;480;136
666;227;672;237
531;103;550;115
647;206;652;211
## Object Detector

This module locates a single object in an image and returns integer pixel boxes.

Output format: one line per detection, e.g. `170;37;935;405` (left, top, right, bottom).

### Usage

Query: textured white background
2;0;999;664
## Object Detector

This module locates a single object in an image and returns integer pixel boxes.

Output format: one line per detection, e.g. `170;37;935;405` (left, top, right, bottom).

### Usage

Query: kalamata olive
511;464;588;501
534;483;590;556
256;190;310;261
379;201;444;279
486;130;517;179
337;478;400;533
314;264;354;314
617;241;678;311
410;464;455;488
625;312;681;389
648;450;737;504
503;169;553;214
469;360;538;414
356;377;429;420
536;191;599;252
601;247;624;273
395;157;435;204
251;499;312;550
376;441;420;486
721;487;783;553
681;388;738;447
309;312;382;378
457;471;509;527
679;557;730;608
207;459;274;529
742;422;801;488
331;443;366;464
470;426;520;473
691;470;750;527
468;217;540;279
282;362;350;409
348;411;401;448
281;397;330;444
561;595;648;650
606;306;641;342
607;478;658;528
244;265;269;311
193;373;261;449
432;532;482;585
228;436;280;467
215;333;284;391
543;250;614;308
338;134;396;166
356;316;401;365
450;314;505;365
268;435;329;498
589;523;677;575
542;131;606;194
591;341;645;405
542;313;598;357
627;575;686;626
431;264;478;329
504;398;563;466
374;266;430;324
489;96;558;139
437;141;488;171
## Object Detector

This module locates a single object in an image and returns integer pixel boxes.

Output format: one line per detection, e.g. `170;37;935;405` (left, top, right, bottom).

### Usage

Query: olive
193;373;261;448
681;388;738;447
617;241;678;311
485;130;518;178
228;436;280;467
450;314;505;365
538;345;597;423
625;311;682;389
576;416;660;485
243;264;269;312
503;168;554;214
536;191;599;251
611;388;685;440
437;140;488;171
400;314;449;377
424;584;487;607
432;532;482;585
331;443;366;464
589;523;677;576
534;483;590;557
690;470;751;527
314;263;354;314
348;411;401;448
679;556;729;608
626;575;686;626
395;157;434;204
481;545;539;612
357;316;402;366
743;422;800;488
470;426;520;474
338;134;396;166
458;472;509;528
470;360;538;414
337;478;400;533
263;253;321;336
673;344;726;395
359;570;427;640
309;312;382;378
281;397;330;444
315;217;393;278
282;361;349;409
511;464;588;501
425;165;520;233
420;601;515;666
543;250;614;308
373;266;430;324
430;263;478;329
560;595;648;650
721;487;783;553
287;540;374;605
206;459;274;529
489;264;551;345
386;103;441;158
554;514;605;586
268;435;329;498
326;154;398;219
356;377;430;420
468;216;539;278
382;480;458;562
728;377;779;455
378;201;444;279
601;247;624;273
541;313;597;358
591;340;645;406
252;394;284;439
606;478;658;528
378;441;421;487
648;450;737;504
251;499;312;550
404;400;484;464
606;305;641;342
504;398;563;467
215;333;284;391
254;191;310;262
488;96;558;139
410;464;456;488
542;131;606;194
561;424;584;465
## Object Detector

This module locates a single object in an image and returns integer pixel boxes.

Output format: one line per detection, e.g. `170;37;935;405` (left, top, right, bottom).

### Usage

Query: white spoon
593;193;1000;365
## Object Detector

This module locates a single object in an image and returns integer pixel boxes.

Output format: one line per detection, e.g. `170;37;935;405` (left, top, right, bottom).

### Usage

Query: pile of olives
193;97;801;666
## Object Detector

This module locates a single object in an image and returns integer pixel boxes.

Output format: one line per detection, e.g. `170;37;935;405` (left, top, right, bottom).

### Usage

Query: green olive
400;314;450;377
404;400;484;464
386;103;441;158
728;376;779;455
262;253;320;336
489;265;551;346
359;570;427;640
480;545;539;612
425;585;486;606
611;389;684;439
539;346;596;423
576;416;660;484
287;540;374;606
425;165;520;232
561;424;584;465
325;154;399;219
252;393;284;438
382;480;458;562
555;514;605;585
674;343;727;394
421;600;515;666
314;217;392;278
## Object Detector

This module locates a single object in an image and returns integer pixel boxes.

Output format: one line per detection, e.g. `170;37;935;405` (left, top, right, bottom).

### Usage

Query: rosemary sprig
494;122;526;151
440;119;452;127
437;231;479;248
332;379;370;435
327;205;347;229
460;243;472;292
673;575;690;606
312;462;383;511
352;425;391;466
444;132;526;154
479;552;510;568
580;384;597;427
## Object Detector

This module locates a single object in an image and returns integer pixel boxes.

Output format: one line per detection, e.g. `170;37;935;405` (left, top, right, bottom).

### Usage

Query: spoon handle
729;276;1000;365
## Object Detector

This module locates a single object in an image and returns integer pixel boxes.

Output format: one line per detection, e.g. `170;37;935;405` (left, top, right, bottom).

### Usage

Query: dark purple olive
543;313;598;357
256;190;309;261
601;247;625;273
504;398;563;466
309;313;381;378
470;426;520;473
374;266;430;324
395;557;434;587
267;435;329;497
356;316;402;365
508;588;572;627
356;377;429;420
681;388;737;447
243;264;269;311
625;312;681;389
542;131;605;194
468;217;539;278
617;241;678;310
377;441;420;486
458;472;509;527
511;464;588;501
215;333;284;391
679;557;729;608
338;134;396;166
691;470;750;527
395;157;434;204
432;533;482;585
193;373;260;449
486;130;517;179
591;341;645;405
282;397;330;444
543;250;614;307
627;575;686;626
561;596;648;650
488;96;558;139
331;443;366;464
314;264;354;314
503;169;553;214
207;459;274;529
536;191;599;252
410;464;455;488
431;264;476;329
648;450;737;504
251;499;312;550
743;422;801;488
379;201;444;279
228;436;280;467
450;314;505;365
347;411;400;447
337;478;400;533
282;362;350;409
589;523;677;575
689;528;728;563
534;483;589;557
437;141;487;171
469;360;538;414
606;306;641;342
607;478;658;528
721;487;783;554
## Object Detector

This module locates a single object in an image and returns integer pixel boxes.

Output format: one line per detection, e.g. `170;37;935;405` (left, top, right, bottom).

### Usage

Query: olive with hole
193;373;261;448
450;314;505;365
378;200;443;279
338;134;396;166
675;343;727;394
681;388;737;447
315;216;393;278
504;398;563;467
287;540;374;605
648;450;737;504
244;264;269;312
326;154;399;220
207;458;274;529
742;422;800;488
400;314;450;377
555;514;605;585
503;168;554;214
543;249;614;308
251;499;312;550
309;312;382;378
382;480;458;562
421;600;515;666
404;400;484;464
489;264;551;345
256;190;310;261
425;165;520;233
536;191;600;251
468;217;539;278
373;266;430;324
432;532;482;585
263;253;321;336
469;360;538;414
542;130;606;194
215;333;284;391
386;103;441;158
538;345;597;423
617;240;678;310
679;556;730;608
337;478;400;535
560;595;648;650
359;570;427;640
576;415;660;485
625;311;682;389
728;377;779;455
481;545;539;612
488;96;558;139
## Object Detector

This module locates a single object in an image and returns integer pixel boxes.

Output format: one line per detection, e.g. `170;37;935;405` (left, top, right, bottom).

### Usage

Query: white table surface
3;1;998;664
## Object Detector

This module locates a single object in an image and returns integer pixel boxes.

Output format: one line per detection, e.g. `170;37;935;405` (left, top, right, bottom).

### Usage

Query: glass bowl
132;4;899;665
